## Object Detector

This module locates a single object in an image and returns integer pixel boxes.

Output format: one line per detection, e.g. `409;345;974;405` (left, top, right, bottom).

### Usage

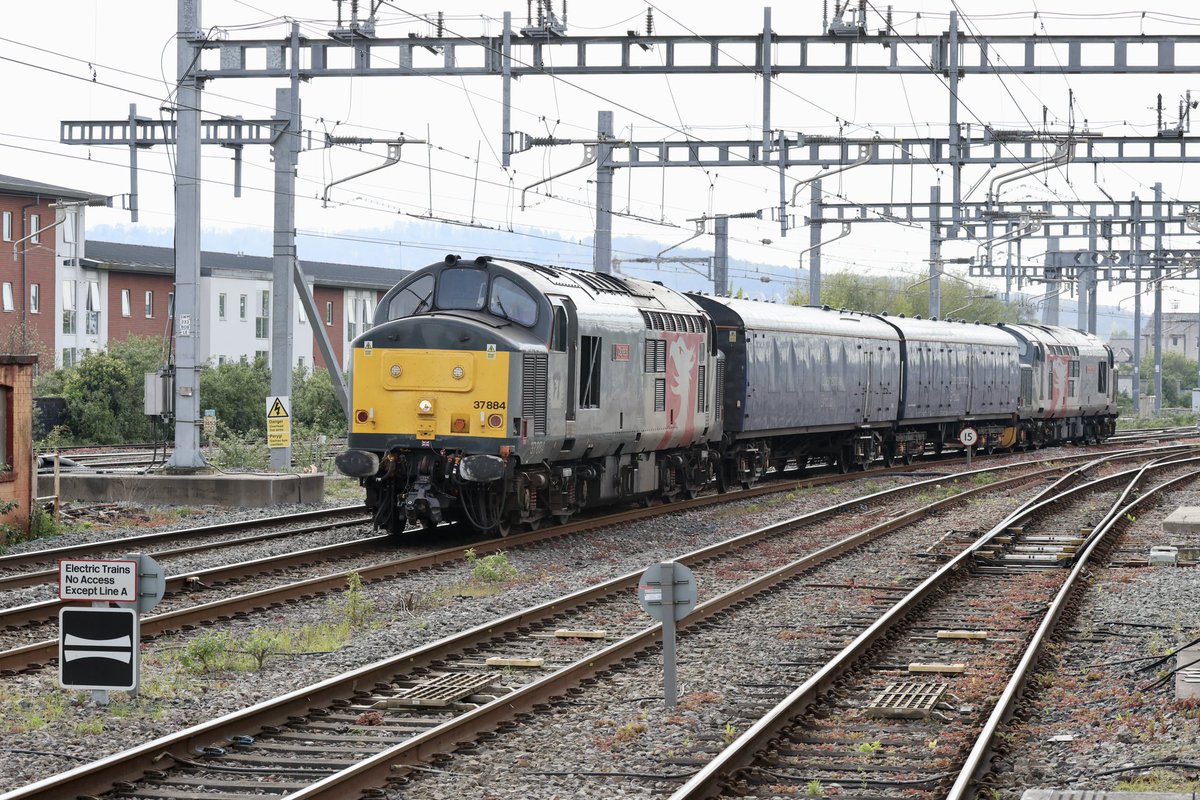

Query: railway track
0;506;367;589
670;452;1200;799
3;445;1187;799
3;443;1178;674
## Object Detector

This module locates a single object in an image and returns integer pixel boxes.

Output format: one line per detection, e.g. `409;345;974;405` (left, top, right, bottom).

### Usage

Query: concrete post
1154;182;1164;413
713;216;728;296
167;0;207;470
594;111;613;275
269;25;301;471
1132;195;1142;415
808;180;822;304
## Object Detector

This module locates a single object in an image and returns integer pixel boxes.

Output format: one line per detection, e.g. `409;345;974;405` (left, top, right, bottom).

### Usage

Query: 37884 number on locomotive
336;255;1118;536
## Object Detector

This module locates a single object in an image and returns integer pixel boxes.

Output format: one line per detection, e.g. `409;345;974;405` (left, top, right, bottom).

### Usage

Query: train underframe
359;412;1116;536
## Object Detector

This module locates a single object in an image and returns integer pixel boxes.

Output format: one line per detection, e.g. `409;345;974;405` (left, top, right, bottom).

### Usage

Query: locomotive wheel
494;518;512;538
882;448;895;468
984;443;995;455
902;452;915;466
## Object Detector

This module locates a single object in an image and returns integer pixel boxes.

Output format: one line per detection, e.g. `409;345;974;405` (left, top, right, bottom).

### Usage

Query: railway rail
2;442;1179;674
3;445;1188;799
670;452;1199;799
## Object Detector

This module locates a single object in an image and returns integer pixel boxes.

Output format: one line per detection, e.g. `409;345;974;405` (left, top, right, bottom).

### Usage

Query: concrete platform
1162;506;1200;534
37;472;325;508
1023;792;1200;799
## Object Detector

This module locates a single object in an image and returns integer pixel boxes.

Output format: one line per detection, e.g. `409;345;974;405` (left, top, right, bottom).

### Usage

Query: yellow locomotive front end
349;345;513;446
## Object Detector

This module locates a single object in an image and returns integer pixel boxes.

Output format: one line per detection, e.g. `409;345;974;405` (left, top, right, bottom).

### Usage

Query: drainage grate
865;681;947;719
390;672;496;707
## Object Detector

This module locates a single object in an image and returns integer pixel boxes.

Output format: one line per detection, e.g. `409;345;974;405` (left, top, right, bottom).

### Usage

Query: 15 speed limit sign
958;427;979;447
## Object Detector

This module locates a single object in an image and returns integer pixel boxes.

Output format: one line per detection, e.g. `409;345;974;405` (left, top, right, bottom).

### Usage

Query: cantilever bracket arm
976;215;1044;267
789;143;872;207
798;221;851;265
656;217;709;261
521;144;596;210
986;140;1073;206
323;140;419;207
1185;209;1200;234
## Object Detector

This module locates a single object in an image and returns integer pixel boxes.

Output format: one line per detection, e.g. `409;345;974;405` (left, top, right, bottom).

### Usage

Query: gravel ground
985;483;1200;798
0;447;1183;795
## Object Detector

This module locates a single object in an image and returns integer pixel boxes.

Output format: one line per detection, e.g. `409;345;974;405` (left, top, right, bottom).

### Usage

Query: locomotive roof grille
642;309;703;333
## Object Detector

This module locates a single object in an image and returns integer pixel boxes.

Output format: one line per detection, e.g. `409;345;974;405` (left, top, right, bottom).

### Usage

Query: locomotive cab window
387;274;434;320
550;306;568;352
436;268;488;311
488;276;538;326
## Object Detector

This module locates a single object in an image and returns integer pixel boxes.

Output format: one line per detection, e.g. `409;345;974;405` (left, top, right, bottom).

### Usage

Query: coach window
388;274;434;319
488;276;537;326
436;268;487;311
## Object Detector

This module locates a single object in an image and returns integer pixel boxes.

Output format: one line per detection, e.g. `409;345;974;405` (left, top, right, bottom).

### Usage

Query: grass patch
172;573;376;675
1116;770;1200;792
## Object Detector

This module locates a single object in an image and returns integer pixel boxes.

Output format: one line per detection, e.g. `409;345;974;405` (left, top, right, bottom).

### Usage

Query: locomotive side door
548;297;579;431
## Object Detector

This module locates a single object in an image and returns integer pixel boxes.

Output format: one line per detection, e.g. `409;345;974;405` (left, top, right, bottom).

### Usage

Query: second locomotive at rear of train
336;255;1118;536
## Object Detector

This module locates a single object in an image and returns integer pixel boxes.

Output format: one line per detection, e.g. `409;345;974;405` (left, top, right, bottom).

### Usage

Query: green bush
210;422;269;471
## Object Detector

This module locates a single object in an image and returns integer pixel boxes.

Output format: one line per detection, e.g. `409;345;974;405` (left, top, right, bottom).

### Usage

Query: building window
217;355;226;366
1;283;12;312
2;212;11;242
30;213;40;244
168;292;174;318
325;301;333;326
254;350;268;363
145;290;154;318
255;290;269;339
61;348;77;368
239;294;248;321
85;281;100;335
121;289;131;317
297;355;306;370
217;293;226;320
62;280;76;334
29;283;39;314
579;335;601;408
62;210;75;243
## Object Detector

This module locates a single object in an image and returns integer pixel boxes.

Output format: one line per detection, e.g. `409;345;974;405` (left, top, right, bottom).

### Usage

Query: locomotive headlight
451;365;465;380
390;364;402;378
418;399;434;414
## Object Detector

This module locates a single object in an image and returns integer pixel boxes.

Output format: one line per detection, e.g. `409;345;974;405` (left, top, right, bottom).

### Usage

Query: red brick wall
0;357;37;539
0;194;58;366
106;272;175;342
313;287;343;370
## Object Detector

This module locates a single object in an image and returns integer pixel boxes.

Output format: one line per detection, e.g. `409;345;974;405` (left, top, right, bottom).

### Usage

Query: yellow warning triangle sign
267;398;289;418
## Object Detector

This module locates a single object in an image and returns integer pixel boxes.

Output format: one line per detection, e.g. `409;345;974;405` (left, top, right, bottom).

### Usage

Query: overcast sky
4;1;1200;321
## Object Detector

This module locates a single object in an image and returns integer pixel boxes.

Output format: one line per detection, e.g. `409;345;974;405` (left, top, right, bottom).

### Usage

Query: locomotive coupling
335;449;381;478
458;454;507;482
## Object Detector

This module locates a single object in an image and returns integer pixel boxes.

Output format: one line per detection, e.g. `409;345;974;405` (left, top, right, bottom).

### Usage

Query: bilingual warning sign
59;559;138;603
266;395;291;449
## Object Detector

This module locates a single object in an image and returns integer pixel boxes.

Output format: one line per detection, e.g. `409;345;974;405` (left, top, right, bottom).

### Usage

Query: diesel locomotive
335;255;1118;536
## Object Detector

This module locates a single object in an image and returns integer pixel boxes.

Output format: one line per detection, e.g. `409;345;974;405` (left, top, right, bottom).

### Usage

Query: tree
794;269;1035;325
63;353;137;444
292;366;347;435
1158;350;1197;407
200;357;272;436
